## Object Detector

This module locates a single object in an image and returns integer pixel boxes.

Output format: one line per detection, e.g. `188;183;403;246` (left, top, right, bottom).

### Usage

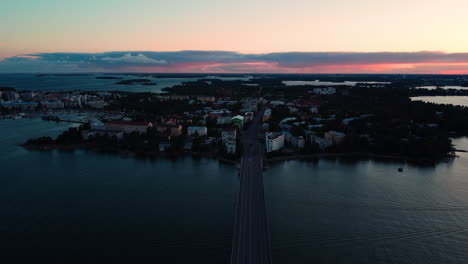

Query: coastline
21;143;239;165
22;143;455;166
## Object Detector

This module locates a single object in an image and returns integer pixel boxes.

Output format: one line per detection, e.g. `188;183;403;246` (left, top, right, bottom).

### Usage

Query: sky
1;0;468;74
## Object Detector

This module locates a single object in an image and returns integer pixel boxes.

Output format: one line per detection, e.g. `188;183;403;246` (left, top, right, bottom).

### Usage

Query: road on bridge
231;107;272;264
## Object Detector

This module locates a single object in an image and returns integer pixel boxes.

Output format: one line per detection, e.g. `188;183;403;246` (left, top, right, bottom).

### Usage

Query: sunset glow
2;0;468;73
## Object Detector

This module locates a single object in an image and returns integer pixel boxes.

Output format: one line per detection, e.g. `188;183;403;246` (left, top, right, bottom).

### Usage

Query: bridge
231;108;272;264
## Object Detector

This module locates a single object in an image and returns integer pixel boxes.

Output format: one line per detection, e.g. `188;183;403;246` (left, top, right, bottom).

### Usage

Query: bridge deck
231;109;272;264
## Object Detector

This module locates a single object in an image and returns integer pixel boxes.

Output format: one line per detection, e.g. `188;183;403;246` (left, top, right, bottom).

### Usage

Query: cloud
1;51;468;73
101;53;168;65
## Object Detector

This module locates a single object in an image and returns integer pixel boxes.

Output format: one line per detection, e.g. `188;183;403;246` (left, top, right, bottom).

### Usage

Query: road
231;108;272;264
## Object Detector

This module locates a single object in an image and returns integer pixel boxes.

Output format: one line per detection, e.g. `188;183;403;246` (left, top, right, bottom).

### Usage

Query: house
105;120;153;134
197;96;216;102
244;112;254;122
40;100;65;109
290;135;305;150
263;108;272;122
0;100;38;110
225;140;236;154
265;132;285;153
217;115;232;125
187;126;208;137
156;124;182;137
222;127;237;144
232;115;244;128
310;135;333;150
312;87;336;95
324;131;346;144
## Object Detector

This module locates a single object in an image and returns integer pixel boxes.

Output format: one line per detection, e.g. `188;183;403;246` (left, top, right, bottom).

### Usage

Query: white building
312;87;336;95
232;115;244;128
0;100;38;110
225;140;236;154
244;112;254;122
40;100;65;109
187;126;208;137
263;108;272;121
266;132;285;153
222;127;237;144
217;116;232;125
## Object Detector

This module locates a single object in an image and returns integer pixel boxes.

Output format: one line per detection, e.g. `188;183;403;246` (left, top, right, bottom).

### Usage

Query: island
3;76;468;164
115;79;157;86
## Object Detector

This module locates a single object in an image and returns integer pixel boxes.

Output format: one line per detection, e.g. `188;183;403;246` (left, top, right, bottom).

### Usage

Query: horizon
2;0;468;74
2;50;468;74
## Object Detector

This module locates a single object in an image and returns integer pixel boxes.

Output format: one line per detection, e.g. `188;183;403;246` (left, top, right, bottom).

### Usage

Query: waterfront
1;118;468;263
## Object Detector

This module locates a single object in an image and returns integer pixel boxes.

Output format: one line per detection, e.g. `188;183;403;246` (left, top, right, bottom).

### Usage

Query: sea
0;73;252;93
1;75;468;263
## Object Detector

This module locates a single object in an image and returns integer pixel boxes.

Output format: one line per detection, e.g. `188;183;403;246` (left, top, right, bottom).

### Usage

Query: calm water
1;119;468;263
411;96;468;107
0;74;251;93
416;86;468;90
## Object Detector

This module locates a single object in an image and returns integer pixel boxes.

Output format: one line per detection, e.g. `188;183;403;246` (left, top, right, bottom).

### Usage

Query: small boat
398;168;403;172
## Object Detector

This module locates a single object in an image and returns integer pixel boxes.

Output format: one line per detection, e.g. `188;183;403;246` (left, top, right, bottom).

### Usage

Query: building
197;96;216;102
232;115;244;128
263;108;272;122
105;120;153;134
4;91;20;101
156;124;182;137
86;100;108;109
216;115;232;125
324;131;346;144
0;100;38;110
265;132;285;153
222;127;237;144
244;112;254;123
291;136;305;150
187;126;208;137
312;87;336;95
310;135;333;150
40;100;65;109
21;91;36;100
225;140;236;154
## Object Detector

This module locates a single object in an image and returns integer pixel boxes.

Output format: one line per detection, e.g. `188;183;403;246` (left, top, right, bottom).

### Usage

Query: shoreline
21;143;239;165
22;143;455;166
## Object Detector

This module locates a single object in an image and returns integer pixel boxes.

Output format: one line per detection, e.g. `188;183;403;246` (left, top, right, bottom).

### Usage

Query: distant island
115;79;157;86
96;76;122;80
